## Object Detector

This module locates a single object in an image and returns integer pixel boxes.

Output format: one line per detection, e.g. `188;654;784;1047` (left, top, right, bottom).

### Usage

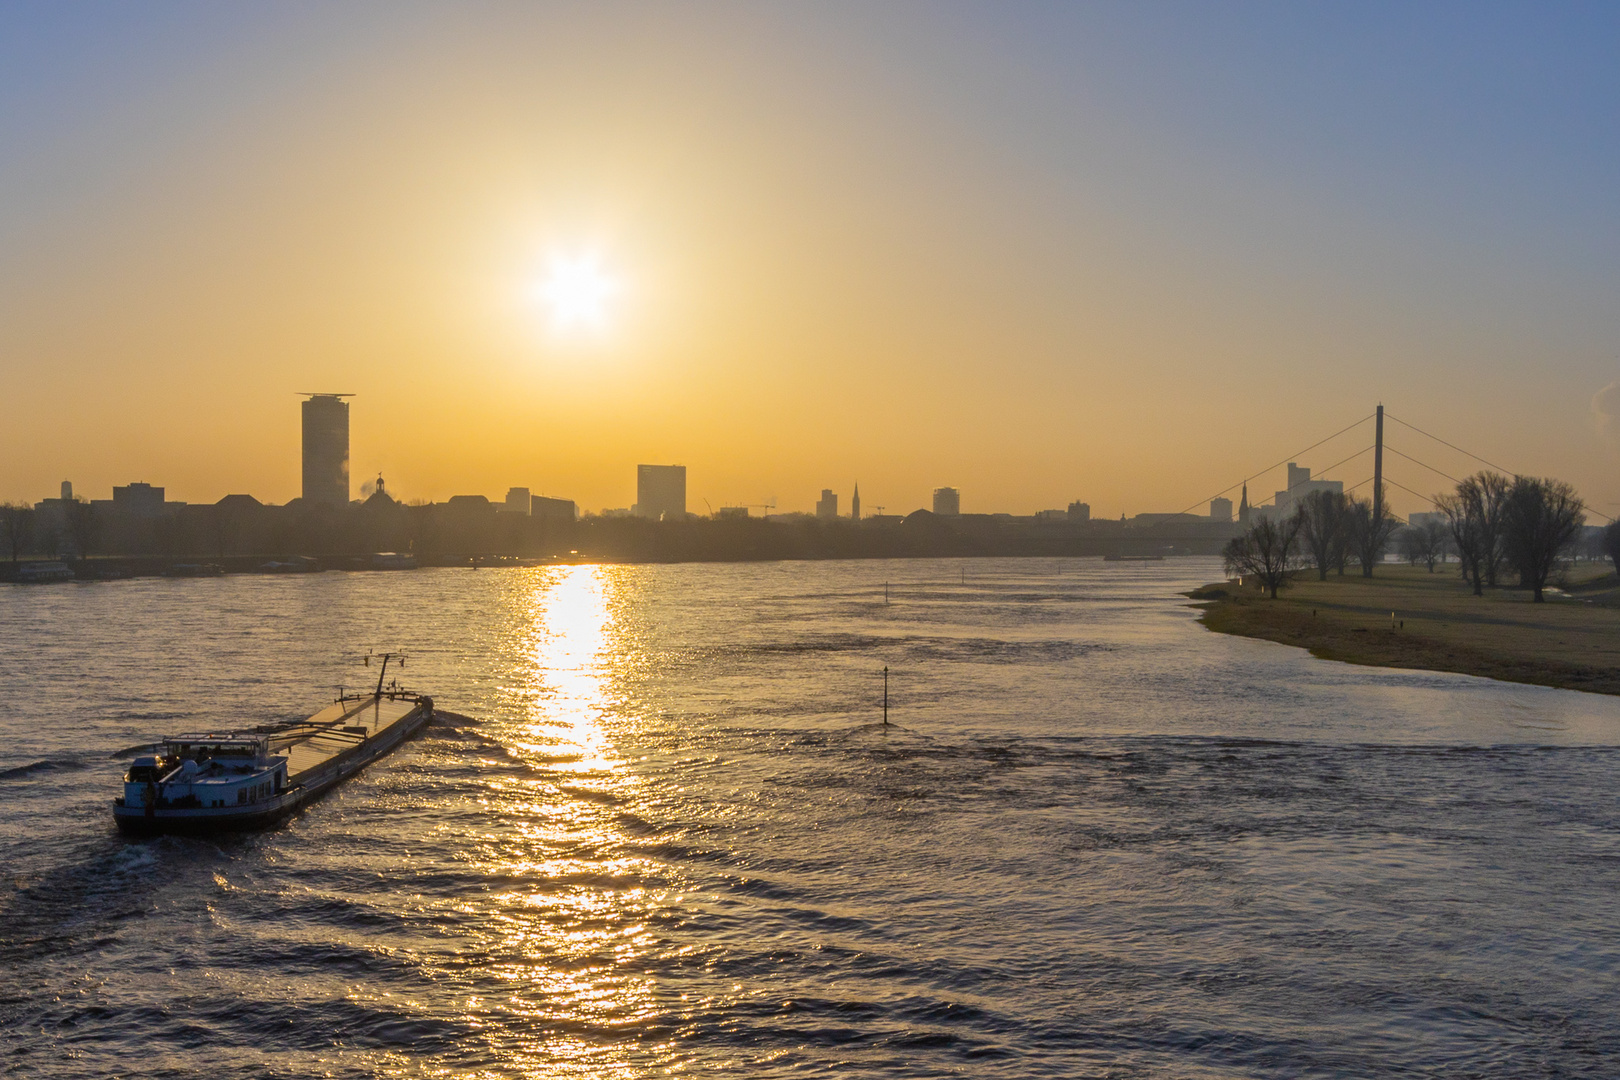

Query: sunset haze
4;3;1618;518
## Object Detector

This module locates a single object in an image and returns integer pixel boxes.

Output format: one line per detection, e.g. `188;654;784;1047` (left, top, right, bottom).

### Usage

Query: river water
2;557;1618;1078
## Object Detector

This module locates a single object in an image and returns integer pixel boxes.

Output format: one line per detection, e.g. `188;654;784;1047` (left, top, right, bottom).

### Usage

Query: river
2;557;1618;1077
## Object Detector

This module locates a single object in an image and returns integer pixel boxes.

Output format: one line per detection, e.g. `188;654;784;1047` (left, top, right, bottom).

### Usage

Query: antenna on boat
366;652;407;697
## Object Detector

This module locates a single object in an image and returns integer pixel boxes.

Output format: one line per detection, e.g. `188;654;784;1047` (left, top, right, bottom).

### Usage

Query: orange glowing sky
2;4;1618;520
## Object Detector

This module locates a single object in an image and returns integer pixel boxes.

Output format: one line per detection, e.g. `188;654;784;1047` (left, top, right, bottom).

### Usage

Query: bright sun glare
537;253;620;335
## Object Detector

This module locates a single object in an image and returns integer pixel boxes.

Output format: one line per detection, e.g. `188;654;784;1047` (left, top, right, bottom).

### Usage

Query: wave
0;758;88;781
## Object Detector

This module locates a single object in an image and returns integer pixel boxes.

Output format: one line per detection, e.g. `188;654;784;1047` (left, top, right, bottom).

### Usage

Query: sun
536;252;620;334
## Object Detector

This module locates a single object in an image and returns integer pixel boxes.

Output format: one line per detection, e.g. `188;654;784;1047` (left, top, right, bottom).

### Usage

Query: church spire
1238;483;1250;525
851;483;861;521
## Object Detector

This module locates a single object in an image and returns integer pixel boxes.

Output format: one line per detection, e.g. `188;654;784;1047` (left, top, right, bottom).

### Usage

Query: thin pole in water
883;666;889;726
884;581;889;605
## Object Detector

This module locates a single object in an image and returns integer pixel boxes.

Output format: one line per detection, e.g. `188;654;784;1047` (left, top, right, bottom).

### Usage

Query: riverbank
1190;564;1620;696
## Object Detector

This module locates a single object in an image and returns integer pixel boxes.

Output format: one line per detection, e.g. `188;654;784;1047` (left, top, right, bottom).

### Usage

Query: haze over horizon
3;3;1618;519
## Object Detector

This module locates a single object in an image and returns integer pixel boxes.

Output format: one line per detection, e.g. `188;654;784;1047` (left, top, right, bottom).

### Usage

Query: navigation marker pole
883;666;889;726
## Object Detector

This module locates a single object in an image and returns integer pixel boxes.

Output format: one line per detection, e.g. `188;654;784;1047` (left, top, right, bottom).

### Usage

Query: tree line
1223;472;1610;601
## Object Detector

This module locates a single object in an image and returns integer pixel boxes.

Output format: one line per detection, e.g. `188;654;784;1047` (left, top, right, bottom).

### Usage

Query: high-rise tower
301;394;352;506
635;464;687;521
851;483;861;521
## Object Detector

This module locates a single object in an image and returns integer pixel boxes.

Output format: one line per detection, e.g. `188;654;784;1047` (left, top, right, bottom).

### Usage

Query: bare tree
1293;490;1348;581
1501;476;1585;602
1435;490;1485;595
1223;514;1303;599
1399;519;1447;572
1455;471;1512;586
0;503;34;564
1346;485;1400;577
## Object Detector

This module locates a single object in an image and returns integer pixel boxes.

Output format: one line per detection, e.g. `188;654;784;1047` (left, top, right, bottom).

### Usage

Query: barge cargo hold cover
114;687;433;835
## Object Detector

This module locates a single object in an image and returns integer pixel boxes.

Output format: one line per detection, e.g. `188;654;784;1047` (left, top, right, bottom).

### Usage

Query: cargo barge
113;654;433;835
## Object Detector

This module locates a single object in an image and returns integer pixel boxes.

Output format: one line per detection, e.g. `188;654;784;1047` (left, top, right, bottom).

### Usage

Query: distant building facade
1209;497;1233;523
301;394;351;506
1068;500;1090;522
816;489;838;520
634;465;686;521
113;482;166;518
1261;463;1342;521
503;487;531;514
933;487;960;516
532;496;577;521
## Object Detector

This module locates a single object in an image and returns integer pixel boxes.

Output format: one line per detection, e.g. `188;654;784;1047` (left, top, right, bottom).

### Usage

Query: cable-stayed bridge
1180;404;1614;527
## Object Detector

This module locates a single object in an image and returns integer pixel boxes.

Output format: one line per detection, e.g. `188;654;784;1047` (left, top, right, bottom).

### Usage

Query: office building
301;394;352;506
635;464;686;521
503;487;531;515
1209;497;1233;523
851;483;861;521
1268;463;1341;520
113;483;166;518
933;487;960;516
816;489;838;520
532;496;577;521
1068;500;1090;522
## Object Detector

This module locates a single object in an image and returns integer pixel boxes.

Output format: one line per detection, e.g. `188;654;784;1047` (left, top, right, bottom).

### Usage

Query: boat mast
369;652;405;697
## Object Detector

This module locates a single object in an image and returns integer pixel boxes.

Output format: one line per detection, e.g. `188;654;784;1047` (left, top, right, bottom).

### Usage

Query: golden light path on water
449;565;674;1077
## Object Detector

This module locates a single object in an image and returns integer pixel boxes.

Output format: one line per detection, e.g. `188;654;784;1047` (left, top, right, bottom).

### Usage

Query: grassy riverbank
1190;563;1620;696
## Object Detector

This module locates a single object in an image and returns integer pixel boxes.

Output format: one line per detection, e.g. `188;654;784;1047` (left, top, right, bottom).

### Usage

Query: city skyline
2;6;1618;520
5;395;1587;524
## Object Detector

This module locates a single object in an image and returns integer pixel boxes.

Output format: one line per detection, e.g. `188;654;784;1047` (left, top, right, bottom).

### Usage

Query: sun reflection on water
450;565;674;1076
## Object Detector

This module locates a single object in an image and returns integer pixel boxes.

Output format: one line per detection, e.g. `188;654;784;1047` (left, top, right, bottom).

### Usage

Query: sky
2;2;1618;519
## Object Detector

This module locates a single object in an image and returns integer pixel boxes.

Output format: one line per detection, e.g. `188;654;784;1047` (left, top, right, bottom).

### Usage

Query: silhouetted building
1265;463;1341;521
1239;484;1250;525
716;506;749;519
816;489;838;520
635;465;686;521
363;475;397;510
851;483;861;521
532;496;577;521
113;482;166;518
301;394;352;506
933;487;960;516
1209;497;1233;523
504;487;531;515
1068;500;1090;522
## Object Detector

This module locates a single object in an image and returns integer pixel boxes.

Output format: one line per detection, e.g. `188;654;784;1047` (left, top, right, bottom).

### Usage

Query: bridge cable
1174;412;1375;516
1383;412;1513;475
1382;446;1461;486
1258;444;1376;506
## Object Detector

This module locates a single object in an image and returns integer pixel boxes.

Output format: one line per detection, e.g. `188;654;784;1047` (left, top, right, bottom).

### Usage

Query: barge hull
113;695;433;835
